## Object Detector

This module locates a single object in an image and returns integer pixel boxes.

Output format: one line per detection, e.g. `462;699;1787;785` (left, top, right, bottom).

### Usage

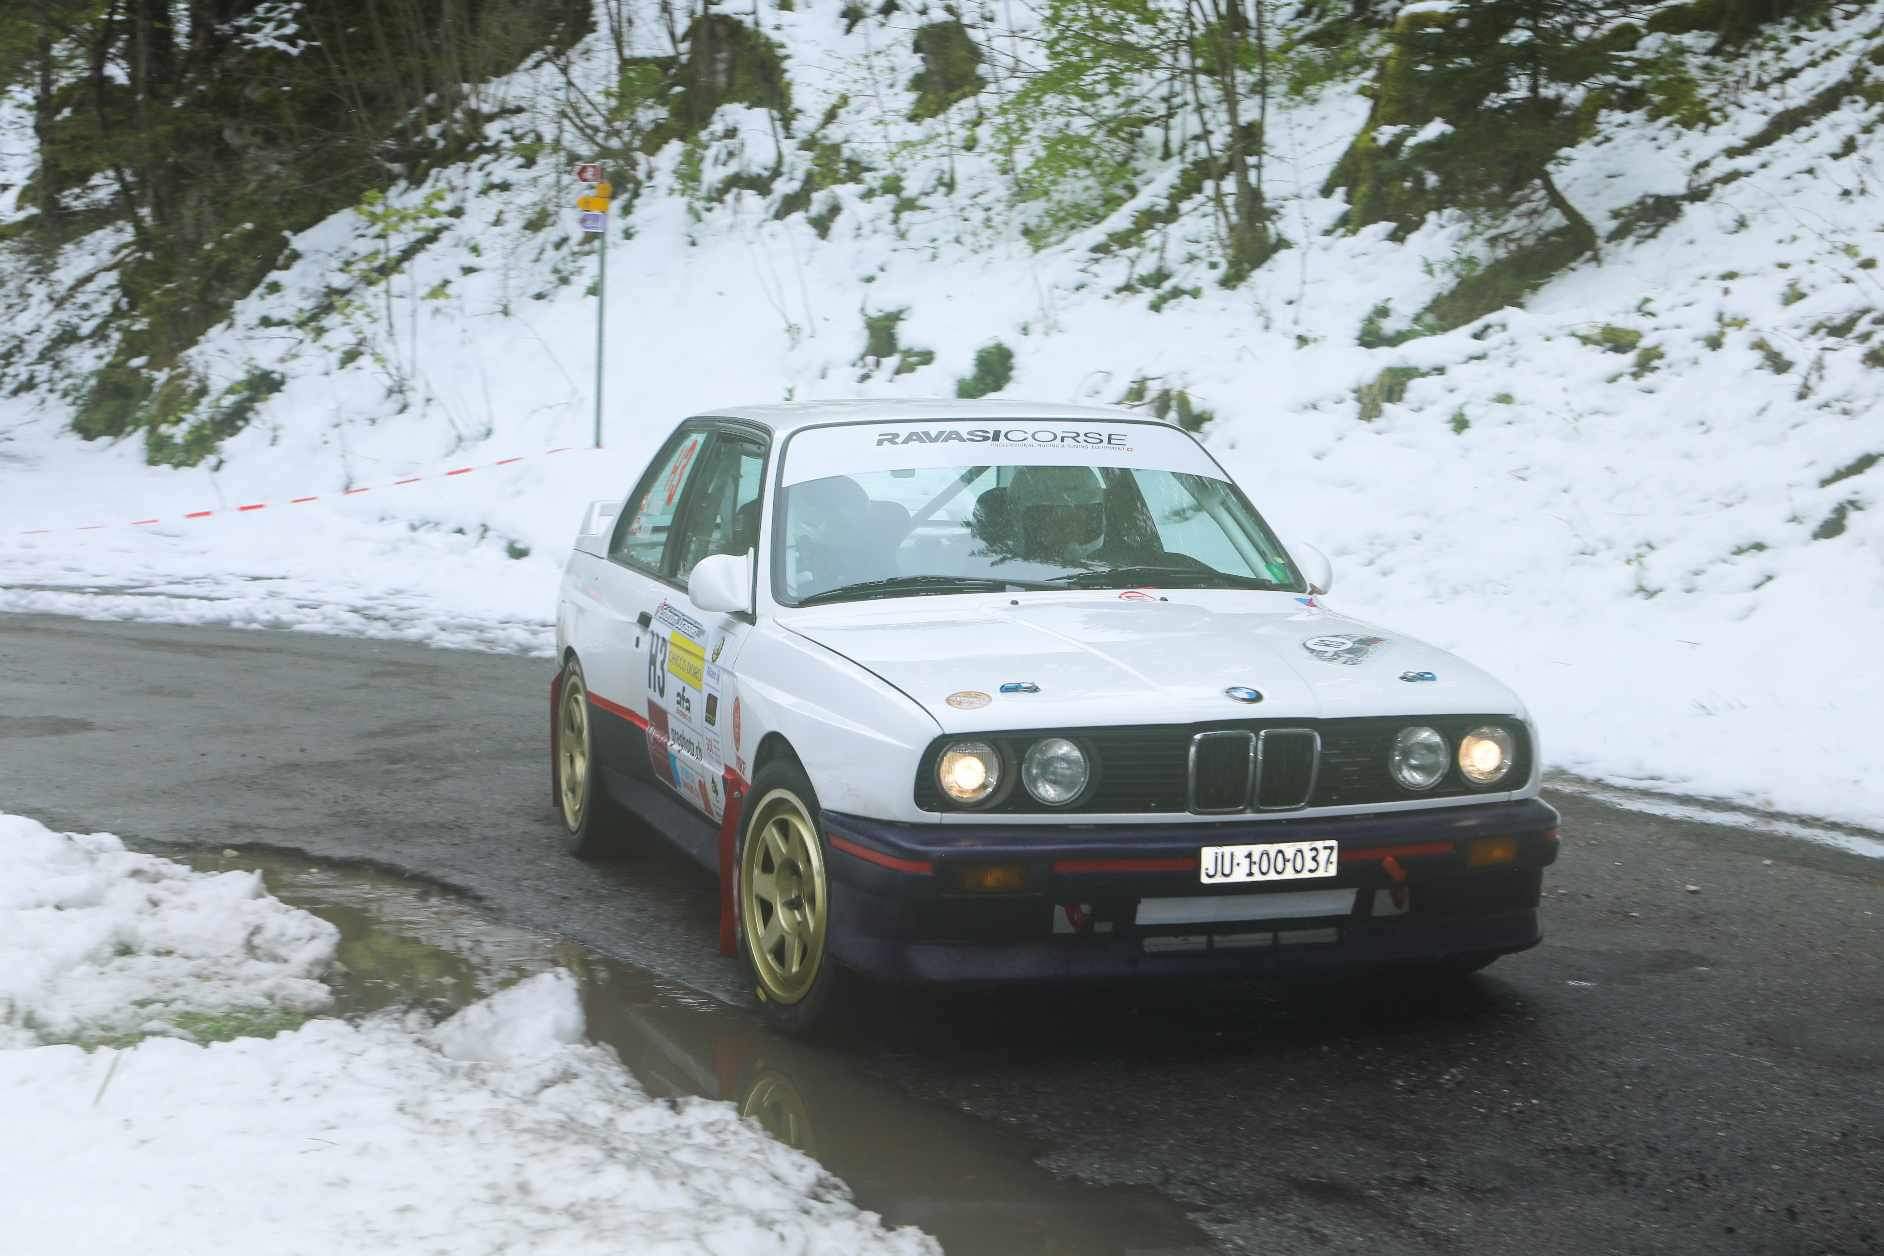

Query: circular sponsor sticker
1303;634;1358;652
946;690;992;710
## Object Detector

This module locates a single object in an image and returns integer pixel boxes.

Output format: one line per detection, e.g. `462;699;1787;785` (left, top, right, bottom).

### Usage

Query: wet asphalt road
2;612;1881;1256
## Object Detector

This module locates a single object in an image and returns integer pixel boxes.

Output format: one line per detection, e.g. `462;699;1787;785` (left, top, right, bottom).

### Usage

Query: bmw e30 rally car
553;400;1559;1033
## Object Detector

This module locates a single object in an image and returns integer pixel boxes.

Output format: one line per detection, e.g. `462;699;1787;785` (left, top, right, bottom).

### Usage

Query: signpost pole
594;214;607;450
575;161;611;450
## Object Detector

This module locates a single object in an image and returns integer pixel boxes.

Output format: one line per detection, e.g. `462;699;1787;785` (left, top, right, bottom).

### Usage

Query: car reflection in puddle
175;846;1215;1256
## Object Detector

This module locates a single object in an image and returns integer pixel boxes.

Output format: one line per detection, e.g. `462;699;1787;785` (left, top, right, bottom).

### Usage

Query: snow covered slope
0;3;1879;830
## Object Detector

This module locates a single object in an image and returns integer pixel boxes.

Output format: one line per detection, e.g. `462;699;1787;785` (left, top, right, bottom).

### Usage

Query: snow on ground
1;5;1880;831
0;813;938;1255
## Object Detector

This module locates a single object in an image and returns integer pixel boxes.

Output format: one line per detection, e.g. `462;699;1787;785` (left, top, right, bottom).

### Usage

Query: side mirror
574;499;619;557
1293;542;1334;595
688;552;754;615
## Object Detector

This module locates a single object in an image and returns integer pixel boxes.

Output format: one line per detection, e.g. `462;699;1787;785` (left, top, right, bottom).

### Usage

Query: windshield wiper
793;574;1059;606
1047;564;1292;591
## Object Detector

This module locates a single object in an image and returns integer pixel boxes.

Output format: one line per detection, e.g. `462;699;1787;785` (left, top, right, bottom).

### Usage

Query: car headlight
1390;726;1448;791
937;740;1001;805
1458;725;1515;786
1022;738;1089;806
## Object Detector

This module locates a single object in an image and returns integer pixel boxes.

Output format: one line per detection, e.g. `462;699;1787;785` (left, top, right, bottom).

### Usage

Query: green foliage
1820;452;1880;487
1642;43;1718;129
145;367;286;468
73;362;156;440
1279;21;1379;98
1751;337;1794;373
1355;364;1433;420
856;308;934;376
1812;499;1861;540
1576;324;1643;353
1120;378;1214;432
1420;227;1592;331
909;20;986;120
1449;408;1471;434
956;342;1016;398
1631;344;1665;377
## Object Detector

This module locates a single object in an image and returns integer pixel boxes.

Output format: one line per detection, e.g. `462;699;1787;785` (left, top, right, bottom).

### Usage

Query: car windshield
776;461;1303;605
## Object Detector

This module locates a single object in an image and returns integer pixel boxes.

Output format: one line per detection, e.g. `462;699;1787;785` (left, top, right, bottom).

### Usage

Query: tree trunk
32;23;56;220
1536;165;1600;264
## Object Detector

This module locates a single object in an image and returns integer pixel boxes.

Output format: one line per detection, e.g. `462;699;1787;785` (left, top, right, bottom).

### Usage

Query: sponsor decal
656;602;706;640
1400;670;1437;683
645;702;672;783
710;637;725;664
1224;686;1264;703
666;632;707;689
946;690;992;710
673;689;694;720
1119;588;1155;602
873;427;1132;449
732;697;743;749
705;692;719;726
999;682;1040;694
667;725;704;762
1295;596;1318;608
1301;633;1387;666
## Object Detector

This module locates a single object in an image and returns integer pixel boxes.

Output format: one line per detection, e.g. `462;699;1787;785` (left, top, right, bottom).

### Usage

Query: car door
641;424;768;828
586;423;715;799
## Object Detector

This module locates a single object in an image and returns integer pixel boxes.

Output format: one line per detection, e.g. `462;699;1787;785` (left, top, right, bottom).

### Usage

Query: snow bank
0;816;938;1254
0;814;336;1048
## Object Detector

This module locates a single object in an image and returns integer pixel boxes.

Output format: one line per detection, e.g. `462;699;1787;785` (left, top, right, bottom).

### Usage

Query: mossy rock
668;14;792;139
909;20;985;121
73;363;156;440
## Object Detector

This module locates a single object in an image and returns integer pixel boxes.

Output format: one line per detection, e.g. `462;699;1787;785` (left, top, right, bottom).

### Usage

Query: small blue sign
999;682;1040;694
1400;671;1437;683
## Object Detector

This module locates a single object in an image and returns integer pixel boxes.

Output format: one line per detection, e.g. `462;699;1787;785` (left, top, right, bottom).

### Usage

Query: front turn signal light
954;863;1028;893
1468;836;1518;868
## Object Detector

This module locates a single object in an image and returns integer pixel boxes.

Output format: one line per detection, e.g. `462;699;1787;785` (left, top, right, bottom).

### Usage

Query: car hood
778;591;1524;732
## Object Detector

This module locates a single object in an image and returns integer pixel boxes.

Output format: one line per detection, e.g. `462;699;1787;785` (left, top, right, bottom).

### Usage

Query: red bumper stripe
1340;841;1455;862
829;835;933;876
1054;856;1198;874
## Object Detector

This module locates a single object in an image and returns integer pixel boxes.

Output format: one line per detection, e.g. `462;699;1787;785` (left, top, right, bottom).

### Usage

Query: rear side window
611;428;709;572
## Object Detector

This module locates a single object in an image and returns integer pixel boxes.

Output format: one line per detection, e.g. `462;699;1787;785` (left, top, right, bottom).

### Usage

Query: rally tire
735;759;853;1037
553;656;636;858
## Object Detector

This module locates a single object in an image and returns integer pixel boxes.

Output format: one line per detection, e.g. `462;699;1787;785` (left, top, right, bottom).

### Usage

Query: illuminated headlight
1022;738;1089;806
1390;726;1448;791
1458;726;1515;786
937;740;1001;805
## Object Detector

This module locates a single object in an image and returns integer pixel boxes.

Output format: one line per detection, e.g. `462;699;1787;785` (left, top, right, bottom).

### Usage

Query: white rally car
554;400;1559;1033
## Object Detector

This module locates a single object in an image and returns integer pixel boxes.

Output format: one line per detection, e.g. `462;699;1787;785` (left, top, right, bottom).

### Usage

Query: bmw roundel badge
1224;686;1264;704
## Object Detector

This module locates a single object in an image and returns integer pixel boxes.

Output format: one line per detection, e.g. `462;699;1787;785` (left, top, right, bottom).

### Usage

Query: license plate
1199;839;1340;885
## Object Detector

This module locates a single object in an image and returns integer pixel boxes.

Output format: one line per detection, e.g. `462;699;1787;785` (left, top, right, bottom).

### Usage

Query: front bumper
821;798;1560;983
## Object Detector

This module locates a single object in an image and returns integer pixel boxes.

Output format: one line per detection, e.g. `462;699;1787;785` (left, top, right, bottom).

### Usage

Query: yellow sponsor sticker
666;632;706;690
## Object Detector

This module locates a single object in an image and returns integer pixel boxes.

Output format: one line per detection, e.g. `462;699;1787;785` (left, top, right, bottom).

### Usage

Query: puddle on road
178;847;1215;1256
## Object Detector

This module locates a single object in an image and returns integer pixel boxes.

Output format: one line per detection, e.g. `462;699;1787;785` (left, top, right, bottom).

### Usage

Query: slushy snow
0;814;938;1255
1;3;1880;833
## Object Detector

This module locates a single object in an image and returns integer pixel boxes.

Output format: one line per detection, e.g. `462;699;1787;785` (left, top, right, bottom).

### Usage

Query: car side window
670;434;766;584
610;427;711;572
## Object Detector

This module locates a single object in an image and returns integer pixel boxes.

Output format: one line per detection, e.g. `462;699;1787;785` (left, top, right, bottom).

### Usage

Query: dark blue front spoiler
820;798;1560;984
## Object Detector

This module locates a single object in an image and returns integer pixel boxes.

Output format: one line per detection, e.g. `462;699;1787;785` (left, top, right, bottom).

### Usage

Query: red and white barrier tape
11;445;593;538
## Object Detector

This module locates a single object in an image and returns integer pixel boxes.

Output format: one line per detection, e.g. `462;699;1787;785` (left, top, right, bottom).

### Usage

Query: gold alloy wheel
741;788;829;1005
558;669;591;832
